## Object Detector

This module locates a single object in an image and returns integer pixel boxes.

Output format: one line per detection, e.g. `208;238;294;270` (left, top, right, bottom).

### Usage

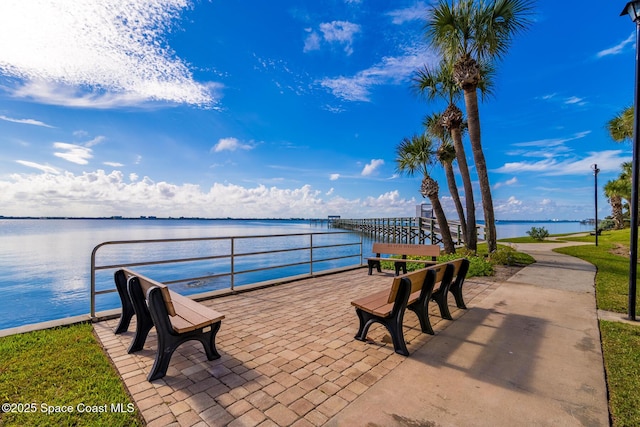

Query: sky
0;0;636;221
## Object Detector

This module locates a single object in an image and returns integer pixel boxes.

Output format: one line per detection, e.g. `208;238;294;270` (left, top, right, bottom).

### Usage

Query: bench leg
147;323;222;381
431;287;453;320
127;276;154;353
367;260;381;275
114;270;135;334
449;282;467;309
394;262;407;276
354;308;409;356
407;302;434;335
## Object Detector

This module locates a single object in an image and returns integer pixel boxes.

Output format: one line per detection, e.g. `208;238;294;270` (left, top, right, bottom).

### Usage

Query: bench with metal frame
366;242;440;276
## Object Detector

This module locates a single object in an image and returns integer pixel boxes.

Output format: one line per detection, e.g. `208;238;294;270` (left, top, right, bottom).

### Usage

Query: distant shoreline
0;216;586;222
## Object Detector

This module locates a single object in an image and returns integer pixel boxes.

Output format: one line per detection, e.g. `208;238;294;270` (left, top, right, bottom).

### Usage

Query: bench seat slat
169;291;225;333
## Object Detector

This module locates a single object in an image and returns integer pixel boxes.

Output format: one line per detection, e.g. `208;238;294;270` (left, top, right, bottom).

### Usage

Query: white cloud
303;30;322;53
494;150;630;176
330;173;340;181
320;45;438;101
0;169;417;218
0;114;54;127
53;142;93;165
319;21;361;55
212;137;254;153
15;160;59;174
493;177;518;189
597;32;635;58
361;159;384;176
0;0;216;108
564;96;586;106
387;2;428;25
104;162;124;167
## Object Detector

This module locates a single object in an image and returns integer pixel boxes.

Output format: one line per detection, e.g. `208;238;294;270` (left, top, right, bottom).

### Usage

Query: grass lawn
0;323;142;427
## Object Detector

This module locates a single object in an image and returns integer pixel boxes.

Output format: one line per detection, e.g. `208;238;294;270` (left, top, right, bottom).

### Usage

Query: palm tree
395;134;456;253
413;62;475;250
608;106;634;142
423;112;469;245
425;0;534;252
604;178;626;230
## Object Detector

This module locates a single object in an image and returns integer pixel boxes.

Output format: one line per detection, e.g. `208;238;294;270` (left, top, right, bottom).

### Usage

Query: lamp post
592;164;600;246
620;1;640;321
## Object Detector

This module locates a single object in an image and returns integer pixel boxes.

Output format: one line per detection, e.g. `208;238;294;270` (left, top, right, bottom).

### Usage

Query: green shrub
526;226;549;241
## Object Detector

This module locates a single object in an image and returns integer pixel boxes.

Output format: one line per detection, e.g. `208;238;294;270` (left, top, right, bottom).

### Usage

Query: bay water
0;218;591;330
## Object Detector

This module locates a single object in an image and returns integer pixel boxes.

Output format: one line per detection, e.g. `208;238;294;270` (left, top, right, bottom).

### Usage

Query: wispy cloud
387;2;428;25
320;45;438;101
330;173;340;181
15;160;59;174
211;137;255;153
597;32;635;58
0;114;54;127
0;0;217;108
494;150;630;176
361;159;384;176
53;142;93;165
493;177;518;189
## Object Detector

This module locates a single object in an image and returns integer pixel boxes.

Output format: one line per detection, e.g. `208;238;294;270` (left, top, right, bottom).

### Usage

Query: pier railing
90;231;362;318
330;217;486;246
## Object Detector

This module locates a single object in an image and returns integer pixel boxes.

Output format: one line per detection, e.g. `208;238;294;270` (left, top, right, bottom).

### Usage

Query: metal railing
90;231;363;318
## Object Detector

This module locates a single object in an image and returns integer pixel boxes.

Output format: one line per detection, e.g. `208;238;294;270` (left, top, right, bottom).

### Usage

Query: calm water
0;218;591;330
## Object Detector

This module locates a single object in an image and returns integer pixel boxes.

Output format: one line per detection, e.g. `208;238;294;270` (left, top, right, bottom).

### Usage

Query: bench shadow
411;305;548;393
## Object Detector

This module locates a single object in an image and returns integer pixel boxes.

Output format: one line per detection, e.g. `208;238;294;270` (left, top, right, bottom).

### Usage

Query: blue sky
0;0;636;220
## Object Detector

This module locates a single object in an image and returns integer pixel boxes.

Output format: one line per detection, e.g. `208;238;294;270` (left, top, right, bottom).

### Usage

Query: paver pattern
94;267;499;426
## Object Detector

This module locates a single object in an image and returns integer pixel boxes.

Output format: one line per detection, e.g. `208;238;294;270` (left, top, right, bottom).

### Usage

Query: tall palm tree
413;62;475;250
423;112;469;245
395;134;456;253
608;106;634;142
425;0;534;252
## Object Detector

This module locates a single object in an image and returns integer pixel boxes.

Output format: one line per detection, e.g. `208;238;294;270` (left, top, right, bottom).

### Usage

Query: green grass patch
600;320;640;427
554;229;634;315
0;323;141;427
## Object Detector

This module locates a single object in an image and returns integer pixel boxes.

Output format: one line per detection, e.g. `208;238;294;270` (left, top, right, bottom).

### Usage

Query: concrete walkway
95;241;611;426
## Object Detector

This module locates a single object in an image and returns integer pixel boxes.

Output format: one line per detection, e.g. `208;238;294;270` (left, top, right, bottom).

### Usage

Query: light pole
592;164;600;246
621;1;640;321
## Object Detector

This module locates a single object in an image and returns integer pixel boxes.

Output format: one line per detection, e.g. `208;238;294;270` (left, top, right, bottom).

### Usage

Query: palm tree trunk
463;86;497;252
443;162;468;245
450;126;477;251
610;195;624;229
429;195;455;254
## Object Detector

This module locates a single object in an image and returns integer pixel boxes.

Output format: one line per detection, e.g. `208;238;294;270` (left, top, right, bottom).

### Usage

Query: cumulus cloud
0;169;417;218
212;137;254;153
0;114;53;127
361;159;384;176
0;0;216;108
53;142;93;165
330;173;340;181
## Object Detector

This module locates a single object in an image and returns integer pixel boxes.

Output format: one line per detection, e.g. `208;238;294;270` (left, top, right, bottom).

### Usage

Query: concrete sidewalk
327;241;610;426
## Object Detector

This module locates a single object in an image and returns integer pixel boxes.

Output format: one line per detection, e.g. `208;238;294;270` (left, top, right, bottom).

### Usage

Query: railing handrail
90;231;363;318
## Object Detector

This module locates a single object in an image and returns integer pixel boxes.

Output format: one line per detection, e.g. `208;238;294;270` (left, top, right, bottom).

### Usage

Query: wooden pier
330;217;485;246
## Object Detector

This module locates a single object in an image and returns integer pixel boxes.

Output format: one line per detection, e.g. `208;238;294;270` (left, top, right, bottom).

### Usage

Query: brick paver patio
94;267;500;426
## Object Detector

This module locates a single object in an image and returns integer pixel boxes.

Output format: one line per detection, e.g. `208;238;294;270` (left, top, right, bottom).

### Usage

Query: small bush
526;226;549;241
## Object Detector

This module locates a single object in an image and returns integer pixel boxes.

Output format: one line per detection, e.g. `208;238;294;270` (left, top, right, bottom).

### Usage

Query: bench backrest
122;268;176;316
372;242;440;258
388;268;428;303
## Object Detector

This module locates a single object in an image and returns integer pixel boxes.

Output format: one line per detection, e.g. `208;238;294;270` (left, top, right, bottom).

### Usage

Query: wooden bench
114;268;225;381
366;242;440;275
351;262;454;356
430;258;470;320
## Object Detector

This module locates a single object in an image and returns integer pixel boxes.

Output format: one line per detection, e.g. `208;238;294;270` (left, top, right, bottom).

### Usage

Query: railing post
230;237;235;291
310;234;314;275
